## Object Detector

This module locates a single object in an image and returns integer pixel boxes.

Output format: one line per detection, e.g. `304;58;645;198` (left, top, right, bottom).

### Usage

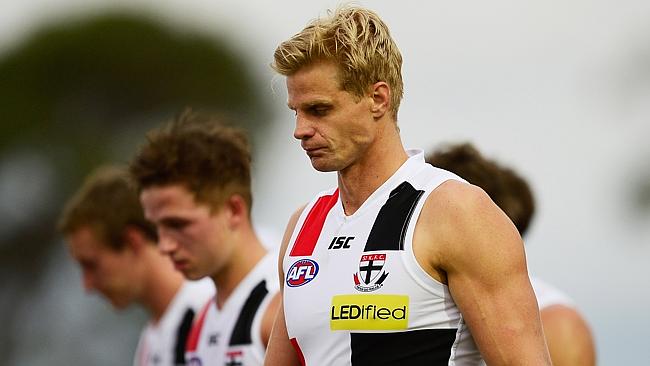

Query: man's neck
142;251;185;323
338;129;408;216
211;230;267;310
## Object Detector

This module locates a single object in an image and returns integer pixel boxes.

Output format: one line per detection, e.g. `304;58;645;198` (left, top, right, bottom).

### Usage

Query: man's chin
107;296;131;310
310;159;338;172
183;269;208;281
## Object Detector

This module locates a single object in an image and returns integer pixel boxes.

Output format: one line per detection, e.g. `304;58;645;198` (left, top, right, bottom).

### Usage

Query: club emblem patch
226;350;243;365
353;253;389;292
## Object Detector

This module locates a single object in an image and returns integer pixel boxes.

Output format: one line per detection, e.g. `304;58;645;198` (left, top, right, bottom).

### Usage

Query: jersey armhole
401;178;461;298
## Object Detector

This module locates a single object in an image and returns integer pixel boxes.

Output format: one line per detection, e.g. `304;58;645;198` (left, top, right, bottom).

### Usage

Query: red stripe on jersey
289;190;339;257
185;297;213;352
290;337;307;366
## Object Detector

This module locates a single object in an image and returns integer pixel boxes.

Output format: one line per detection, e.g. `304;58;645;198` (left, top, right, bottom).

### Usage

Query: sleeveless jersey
283;149;483;365
186;254;278;366
134;279;215;366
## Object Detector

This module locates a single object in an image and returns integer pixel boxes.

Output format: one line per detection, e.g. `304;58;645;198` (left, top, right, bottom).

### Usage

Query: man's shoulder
308;186;339;201
292;186;339;222
230;253;280;304
177;279;216;312
416;179;516;262
422;179;491;224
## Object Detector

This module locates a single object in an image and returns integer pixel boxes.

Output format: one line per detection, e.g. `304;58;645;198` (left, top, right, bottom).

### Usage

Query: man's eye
164;219;189;230
81;261;96;271
311;107;329;116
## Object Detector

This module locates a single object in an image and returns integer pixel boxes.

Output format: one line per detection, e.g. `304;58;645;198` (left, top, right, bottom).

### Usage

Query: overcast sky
2;1;649;364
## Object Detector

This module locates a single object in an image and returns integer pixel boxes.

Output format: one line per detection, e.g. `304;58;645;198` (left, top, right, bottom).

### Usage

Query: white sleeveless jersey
186;254;278;366
134;279;215;366
283;150;482;366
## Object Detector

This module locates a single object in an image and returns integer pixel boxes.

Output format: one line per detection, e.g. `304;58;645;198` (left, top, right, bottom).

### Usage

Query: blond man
266;6;551;365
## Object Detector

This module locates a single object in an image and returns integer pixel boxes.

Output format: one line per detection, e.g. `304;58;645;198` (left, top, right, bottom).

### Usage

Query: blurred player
266;5;550;365
427;142;596;366
130;110;280;366
58;166;214;366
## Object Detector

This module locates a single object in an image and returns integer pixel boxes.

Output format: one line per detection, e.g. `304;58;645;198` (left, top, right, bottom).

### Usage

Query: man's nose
82;271;95;292
293;114;315;140
157;232;178;255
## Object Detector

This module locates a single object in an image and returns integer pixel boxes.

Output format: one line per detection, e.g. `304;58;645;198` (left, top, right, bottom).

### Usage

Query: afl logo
286;259;319;287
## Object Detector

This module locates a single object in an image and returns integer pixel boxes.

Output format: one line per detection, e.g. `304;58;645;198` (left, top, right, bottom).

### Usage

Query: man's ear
370;81;390;119
123;226;148;254
223;194;249;229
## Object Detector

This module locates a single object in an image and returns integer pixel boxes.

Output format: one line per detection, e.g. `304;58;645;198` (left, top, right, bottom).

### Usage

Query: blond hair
272;5;403;119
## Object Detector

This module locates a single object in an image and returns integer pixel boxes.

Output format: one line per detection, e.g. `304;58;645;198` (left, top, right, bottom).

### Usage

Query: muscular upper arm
414;180;550;365
264;206;305;366
541;305;596;366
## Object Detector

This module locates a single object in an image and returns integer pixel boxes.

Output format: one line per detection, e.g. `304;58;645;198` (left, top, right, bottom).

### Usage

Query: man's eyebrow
288;100;333;110
160;216;189;223
307;101;333;107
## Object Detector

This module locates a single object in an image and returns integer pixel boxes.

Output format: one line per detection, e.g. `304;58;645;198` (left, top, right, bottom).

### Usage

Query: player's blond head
272;5;403;119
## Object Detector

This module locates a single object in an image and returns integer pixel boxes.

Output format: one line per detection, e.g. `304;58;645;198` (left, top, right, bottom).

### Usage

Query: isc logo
328;236;354;249
286;259;319;287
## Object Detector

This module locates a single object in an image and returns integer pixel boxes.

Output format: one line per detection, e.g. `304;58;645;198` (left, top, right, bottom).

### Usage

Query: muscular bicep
446;248;540;364
418;181;550;365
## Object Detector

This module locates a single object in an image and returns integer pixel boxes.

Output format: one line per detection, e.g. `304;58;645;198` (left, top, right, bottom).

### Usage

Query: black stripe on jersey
365;181;424;252
229;280;269;346
350;328;458;365
175;308;195;365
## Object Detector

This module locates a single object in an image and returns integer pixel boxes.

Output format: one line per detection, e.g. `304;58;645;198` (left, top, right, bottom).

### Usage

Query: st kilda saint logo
353;253;389;292
286;259;319;287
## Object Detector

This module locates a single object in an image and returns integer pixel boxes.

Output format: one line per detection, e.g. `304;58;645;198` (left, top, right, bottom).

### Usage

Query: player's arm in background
260;293;282;347
415;180;551;365
264;206;305;366
541;304;596;366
